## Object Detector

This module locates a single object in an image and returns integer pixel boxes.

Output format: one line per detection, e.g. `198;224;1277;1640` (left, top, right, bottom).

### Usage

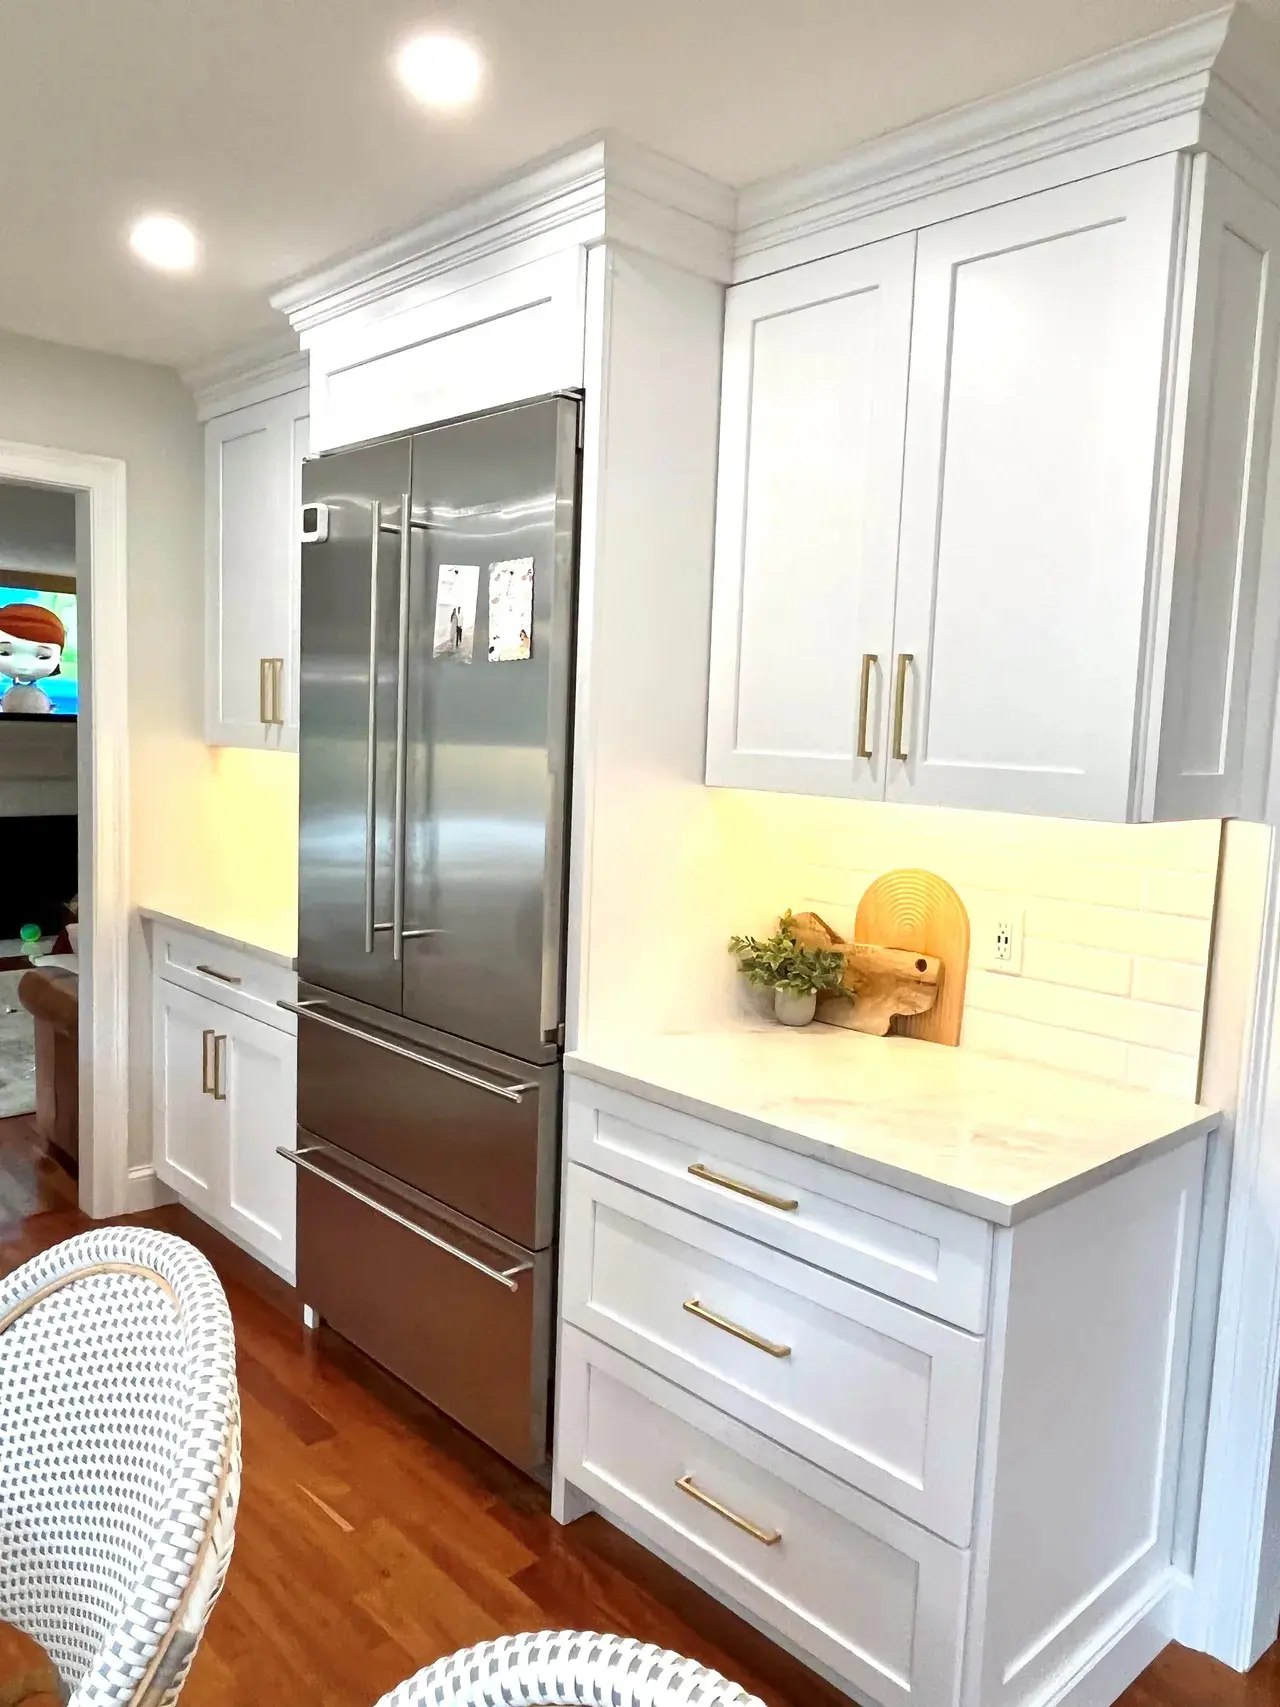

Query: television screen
0;585;78;716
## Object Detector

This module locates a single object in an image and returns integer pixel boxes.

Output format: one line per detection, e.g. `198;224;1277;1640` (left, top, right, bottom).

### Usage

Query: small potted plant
728;912;848;1026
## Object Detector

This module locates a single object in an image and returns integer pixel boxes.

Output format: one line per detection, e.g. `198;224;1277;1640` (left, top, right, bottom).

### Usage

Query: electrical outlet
988;906;1024;974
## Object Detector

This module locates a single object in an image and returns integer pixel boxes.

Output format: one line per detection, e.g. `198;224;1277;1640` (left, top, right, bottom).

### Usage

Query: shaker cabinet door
205;389;309;751
706;236;915;797
222;1005;298;1279
887;158;1182;820
152;980;222;1219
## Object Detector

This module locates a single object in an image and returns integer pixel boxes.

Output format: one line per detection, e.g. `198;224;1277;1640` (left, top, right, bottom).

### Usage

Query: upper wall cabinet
204;387;310;751
707;153;1280;822
706;237;915;798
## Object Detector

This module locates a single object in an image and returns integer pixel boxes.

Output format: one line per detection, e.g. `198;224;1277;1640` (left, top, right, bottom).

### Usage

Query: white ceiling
0;0;1270;370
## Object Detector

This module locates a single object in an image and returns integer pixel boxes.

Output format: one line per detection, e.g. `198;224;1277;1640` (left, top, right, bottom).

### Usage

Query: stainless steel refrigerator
285;395;580;1477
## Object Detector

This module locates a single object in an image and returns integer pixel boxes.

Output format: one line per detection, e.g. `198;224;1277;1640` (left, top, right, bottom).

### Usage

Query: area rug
0;971;36;1117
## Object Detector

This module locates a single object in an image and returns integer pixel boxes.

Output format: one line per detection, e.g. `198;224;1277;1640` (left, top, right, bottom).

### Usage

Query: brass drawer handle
892;651;913;762
684;1299;791;1359
856;652;876;760
675;1474;781;1546
688;1162;798;1213
201;1029;215;1096
196;963;242;986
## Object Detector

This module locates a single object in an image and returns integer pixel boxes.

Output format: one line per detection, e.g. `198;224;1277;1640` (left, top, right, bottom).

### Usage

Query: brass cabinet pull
892;651;913;762
212;1034;228;1101
675;1475;782;1546
683;1299;792;1359
270;658;285;725
196;963;242;987
201;1029;215;1096
258;657;271;725
856;653;876;759
688;1162;798;1213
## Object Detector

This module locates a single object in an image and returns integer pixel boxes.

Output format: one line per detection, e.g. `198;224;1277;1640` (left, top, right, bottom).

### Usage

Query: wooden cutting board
854;869;969;1046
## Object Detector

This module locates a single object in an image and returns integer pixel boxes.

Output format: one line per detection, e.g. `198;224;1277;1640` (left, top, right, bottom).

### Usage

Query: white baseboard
121;1164;176;1214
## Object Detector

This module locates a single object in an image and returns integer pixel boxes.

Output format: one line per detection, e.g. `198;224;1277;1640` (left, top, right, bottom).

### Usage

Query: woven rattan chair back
0;1229;239;1707
375;1631;767;1707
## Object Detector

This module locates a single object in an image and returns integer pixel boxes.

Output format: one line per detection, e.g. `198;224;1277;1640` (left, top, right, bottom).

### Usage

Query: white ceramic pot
773;987;817;1026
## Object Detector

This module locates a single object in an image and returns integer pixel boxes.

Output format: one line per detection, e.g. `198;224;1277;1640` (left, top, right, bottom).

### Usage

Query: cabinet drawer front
559;1328;967;1707
563;1167;982;1543
566;1080;991;1331
154;925;296;1030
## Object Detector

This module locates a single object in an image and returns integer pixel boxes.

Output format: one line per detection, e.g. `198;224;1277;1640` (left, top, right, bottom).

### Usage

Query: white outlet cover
984;904;1024;974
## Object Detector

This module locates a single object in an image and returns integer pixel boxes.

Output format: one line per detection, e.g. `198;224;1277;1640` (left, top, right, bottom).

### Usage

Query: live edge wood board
793;869;969;1046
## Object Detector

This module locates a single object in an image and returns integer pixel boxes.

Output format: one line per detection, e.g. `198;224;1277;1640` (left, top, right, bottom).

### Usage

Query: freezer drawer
293;1135;553;1476
291;985;559;1249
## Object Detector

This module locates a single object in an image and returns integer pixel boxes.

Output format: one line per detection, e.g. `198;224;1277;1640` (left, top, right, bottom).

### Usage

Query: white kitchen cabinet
204;386;309;750
889;159;1180;819
149;919;298;1279
706;152;1280;821
556;1071;1210;1707
705;237;915;796
153;979;221;1223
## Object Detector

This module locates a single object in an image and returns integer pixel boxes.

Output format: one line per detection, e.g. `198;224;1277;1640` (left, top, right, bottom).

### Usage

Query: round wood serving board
854;869;969;1046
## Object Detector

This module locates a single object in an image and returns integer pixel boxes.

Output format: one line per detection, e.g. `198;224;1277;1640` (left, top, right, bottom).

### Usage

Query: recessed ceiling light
128;214;199;274
395;32;484;108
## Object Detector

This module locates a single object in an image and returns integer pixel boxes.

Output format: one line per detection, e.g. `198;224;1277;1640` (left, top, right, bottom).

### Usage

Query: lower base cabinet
556;1077;1211;1707
152;948;297;1279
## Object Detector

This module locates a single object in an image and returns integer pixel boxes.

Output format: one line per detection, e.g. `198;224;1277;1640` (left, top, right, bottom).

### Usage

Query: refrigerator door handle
364;499;382;954
280;998;538;1103
390;491;413;963
279;1146;533;1290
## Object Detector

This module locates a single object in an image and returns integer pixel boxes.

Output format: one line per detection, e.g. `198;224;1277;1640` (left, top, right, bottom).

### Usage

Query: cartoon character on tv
0;604;66;714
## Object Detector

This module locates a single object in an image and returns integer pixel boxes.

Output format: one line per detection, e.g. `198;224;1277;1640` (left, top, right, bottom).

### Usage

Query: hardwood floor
0;1120;1272;1707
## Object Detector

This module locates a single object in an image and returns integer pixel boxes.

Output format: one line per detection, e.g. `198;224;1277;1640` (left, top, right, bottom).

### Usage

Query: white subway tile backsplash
960;1009;1133;1084
1020;938;1133;996
1126;1044;1200;1098
967;970;1204;1055
1024;899;1212;963
714;792;1220;1097
1131;958;1210;1012
1141;867;1220;916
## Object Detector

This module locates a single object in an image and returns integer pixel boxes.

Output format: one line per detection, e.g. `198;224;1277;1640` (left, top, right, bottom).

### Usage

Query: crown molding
181;331;308;420
272;134;735;338
733;8;1258;266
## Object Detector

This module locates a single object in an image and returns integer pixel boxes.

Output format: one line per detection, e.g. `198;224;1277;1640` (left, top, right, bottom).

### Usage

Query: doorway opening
0;478;82;1218
0;438;128;1225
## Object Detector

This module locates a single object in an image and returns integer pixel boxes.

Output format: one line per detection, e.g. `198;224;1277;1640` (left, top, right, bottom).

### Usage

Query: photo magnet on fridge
488;558;534;662
433;564;480;662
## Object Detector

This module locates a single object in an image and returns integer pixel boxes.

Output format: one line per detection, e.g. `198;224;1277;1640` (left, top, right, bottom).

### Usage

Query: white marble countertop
137;907;297;971
565;1027;1219;1224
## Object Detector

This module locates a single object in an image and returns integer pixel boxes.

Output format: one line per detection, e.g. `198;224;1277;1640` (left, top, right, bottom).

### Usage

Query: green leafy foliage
728;911;848;998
